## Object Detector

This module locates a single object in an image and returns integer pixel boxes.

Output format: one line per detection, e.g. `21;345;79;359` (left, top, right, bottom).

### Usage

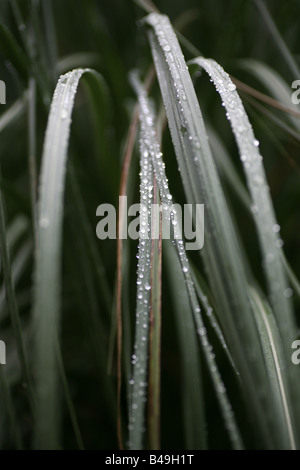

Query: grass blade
250;287;296;449
192;57;300;443
192;58;295;346
128;132;153;450
33;68;109;449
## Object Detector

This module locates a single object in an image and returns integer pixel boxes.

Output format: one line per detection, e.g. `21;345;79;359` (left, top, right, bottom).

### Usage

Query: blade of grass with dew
148;179;162;450
133;74;243;449
116;69;155;448
192;58;295;337
134;0;202;58
128;133;154;450
191;57;300;446
144;13;276;447
33;68;110;449
249;287;296;449
163;239;207;449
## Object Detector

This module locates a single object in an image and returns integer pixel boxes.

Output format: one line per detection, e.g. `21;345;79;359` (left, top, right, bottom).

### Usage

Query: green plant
0;0;299;450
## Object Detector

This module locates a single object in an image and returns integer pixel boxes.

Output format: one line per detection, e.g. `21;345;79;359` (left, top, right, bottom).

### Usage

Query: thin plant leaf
192;56;300;446
33;68;109;449
250;287;296;449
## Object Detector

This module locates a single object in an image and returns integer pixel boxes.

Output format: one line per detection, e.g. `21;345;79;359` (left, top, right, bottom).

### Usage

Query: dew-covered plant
0;0;299;450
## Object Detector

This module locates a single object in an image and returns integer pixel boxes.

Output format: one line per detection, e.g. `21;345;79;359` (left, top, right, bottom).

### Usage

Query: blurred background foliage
0;0;299;449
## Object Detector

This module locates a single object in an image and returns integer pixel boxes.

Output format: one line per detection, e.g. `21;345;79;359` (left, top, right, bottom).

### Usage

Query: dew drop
284;287;293;298
276;239;284;248
61;109;68;120
197;326;206;336
39;217;49;228
228;83;236;91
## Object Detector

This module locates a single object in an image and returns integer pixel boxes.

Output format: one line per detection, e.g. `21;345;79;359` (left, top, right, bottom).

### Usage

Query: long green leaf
33;68;109;449
192;57;300;446
250;287;296;449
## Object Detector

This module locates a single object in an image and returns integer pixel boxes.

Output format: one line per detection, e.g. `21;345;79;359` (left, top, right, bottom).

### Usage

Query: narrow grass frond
33;68;108;449
250;287;296;449
128;126;154;450
192;56;300;446
193;58;295;348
